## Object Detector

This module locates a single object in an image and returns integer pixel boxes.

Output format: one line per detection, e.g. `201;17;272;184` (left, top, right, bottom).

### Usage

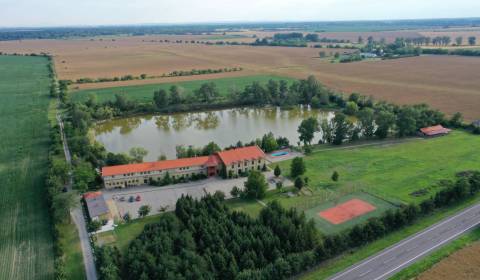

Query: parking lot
103;171;290;219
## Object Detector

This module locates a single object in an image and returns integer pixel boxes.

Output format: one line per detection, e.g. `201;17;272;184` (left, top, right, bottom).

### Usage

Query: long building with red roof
102;146;266;189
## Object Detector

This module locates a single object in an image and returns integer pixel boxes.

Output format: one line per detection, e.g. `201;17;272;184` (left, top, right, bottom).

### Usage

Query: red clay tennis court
318;199;376;225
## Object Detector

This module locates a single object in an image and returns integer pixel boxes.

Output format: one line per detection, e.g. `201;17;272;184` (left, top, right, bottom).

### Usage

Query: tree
331;171;339;182
52;192;78;223
261;132;279;152
455;36;463;46
138;205;151;218
230;186;241;198
244;170;268;199
294;177;304;190
88;220;102;232
290;157;306;178
358;36;364;44
73;160;96;192
274;165;282;177
320;119;334;144
129;147;148;163
157;154;167;161
468;36;476;46
298;117;319;146
169;85;182;104
332;113;352;145
358;108;376;138
202;141;221;155
319;51;326;58
123;212;131;223
396;107;418;137
153;89;168;108
375;110;396;139
449;112;463;128
195;82;219;103
344;101;359;116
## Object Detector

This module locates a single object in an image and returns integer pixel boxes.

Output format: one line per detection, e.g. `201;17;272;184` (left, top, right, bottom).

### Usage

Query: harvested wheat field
418;242;480;280
2;35;480;120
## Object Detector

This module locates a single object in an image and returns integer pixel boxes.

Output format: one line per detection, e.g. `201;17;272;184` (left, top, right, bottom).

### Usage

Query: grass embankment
391;227;480;280
48;99;85;280
277;131;480;204
227;131;480;221
300;195;480;279
96;214;164;254
0;55;55;279
71;75;294;103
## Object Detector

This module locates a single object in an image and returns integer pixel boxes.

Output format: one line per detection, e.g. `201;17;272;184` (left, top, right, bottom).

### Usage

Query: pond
94;106;335;161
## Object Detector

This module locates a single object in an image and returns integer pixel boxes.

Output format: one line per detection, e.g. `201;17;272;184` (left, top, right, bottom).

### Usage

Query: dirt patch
318;199;376;225
418;241;480;280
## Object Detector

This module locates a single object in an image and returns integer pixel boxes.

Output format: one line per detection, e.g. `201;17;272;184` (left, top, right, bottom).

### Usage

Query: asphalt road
329;203;480;280
57;114;98;280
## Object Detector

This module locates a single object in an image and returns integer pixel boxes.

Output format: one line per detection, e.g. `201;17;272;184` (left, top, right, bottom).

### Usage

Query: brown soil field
1;35;479;121
418;241;480;280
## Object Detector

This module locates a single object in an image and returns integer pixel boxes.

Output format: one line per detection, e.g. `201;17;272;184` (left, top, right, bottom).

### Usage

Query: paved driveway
103;171;288;219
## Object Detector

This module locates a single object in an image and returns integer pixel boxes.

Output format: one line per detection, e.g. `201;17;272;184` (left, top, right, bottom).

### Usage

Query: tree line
95;171;480;280
69;67;242;85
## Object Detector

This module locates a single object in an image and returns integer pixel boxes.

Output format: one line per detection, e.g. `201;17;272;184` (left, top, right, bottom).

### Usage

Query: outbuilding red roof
83;191;103;200
217;146;265;165
420;125;451;136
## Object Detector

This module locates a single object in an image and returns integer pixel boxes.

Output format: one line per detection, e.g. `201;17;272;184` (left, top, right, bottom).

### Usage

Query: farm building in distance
101;146;266;189
420;125;451;137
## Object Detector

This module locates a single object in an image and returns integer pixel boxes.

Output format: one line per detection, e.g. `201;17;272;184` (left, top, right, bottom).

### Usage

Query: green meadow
71;75;294;103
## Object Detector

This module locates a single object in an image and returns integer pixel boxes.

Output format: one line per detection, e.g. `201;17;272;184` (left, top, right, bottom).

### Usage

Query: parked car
128;196;135;203
119;196;125;202
136;195;141;202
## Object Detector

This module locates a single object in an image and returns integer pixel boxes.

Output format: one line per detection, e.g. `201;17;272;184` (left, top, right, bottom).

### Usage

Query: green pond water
94;106;335;161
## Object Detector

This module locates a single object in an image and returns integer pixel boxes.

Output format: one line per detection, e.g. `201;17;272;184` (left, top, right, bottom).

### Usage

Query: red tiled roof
102;156;214;176
217;146;265;165
420;125;451;136
83;191;103;200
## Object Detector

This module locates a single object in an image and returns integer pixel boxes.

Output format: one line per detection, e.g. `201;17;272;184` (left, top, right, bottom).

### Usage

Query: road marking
372;221;480;280
358;269;372;277
383;256;396;264
328;204;480;280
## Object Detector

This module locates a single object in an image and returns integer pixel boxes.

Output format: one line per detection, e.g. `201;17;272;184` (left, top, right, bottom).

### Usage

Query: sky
0;0;479;27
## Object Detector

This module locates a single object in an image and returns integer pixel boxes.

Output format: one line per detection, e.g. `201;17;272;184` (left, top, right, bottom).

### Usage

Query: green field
278;131;480;204
72;75;294;103
0;55;54;279
304;192;396;234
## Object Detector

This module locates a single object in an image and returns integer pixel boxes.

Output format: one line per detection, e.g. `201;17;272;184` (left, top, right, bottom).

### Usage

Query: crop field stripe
0;55;54;279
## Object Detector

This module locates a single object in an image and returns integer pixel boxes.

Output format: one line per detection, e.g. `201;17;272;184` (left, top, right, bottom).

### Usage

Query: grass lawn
71;75;294;103
300;194;480;279
57;222;85;280
391;227;480;280
0;55;55;279
277;131;480;204
96;214;165;253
